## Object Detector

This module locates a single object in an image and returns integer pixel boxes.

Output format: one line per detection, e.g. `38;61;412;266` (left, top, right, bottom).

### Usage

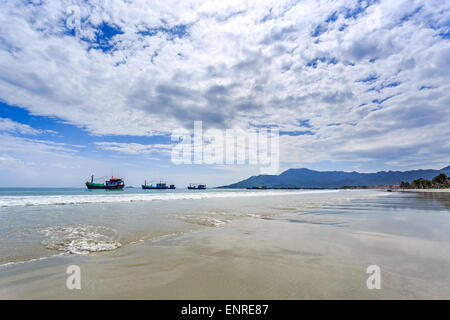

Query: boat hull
86;182;124;190
142;185;168;190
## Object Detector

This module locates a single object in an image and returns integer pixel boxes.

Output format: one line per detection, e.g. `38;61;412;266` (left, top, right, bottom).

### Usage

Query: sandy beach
1;190;449;299
1;216;449;299
396;189;450;193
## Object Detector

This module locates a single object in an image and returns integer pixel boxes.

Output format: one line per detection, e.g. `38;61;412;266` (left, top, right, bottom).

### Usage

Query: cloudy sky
0;0;449;187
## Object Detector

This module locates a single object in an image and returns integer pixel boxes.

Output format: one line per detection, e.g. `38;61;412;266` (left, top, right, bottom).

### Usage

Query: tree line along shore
339;173;450;190
400;173;449;189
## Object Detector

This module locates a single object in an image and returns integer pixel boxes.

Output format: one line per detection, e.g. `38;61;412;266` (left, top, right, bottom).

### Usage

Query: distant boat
187;183;206;190
86;175;125;190
142;180;175;190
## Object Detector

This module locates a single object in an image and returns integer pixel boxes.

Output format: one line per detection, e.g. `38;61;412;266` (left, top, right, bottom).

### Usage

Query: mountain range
219;166;450;189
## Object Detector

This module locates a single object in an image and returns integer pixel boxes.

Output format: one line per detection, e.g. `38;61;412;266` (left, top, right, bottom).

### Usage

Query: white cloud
0;0;449;170
0;133;80;154
0;117;42;135
95;141;172;155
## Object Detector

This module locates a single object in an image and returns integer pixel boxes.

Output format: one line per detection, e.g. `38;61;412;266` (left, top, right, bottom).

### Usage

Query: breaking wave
0;190;340;208
40;225;122;255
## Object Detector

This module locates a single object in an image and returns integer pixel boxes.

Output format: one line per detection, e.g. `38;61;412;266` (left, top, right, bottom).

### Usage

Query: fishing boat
142;180;158;189
142;180;175;190
187;183;206;190
86;175;125;190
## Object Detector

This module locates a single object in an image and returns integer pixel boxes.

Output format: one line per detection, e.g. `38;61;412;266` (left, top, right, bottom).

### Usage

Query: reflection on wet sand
1;191;450;299
413;191;450;210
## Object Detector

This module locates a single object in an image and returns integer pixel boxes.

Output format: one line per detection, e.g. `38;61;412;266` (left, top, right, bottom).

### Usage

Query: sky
0;0;449;187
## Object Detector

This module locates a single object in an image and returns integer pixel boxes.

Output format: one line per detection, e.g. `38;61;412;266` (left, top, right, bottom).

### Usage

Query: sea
0;187;448;266
1;187;450;298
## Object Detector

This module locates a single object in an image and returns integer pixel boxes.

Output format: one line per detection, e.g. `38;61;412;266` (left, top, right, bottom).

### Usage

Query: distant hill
219;166;450;189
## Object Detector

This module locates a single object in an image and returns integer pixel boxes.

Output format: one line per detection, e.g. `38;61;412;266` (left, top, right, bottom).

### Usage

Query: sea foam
0;190;340;207
40;225;121;255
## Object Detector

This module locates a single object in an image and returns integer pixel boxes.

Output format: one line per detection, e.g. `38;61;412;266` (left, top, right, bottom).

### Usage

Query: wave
179;215;230;227
39;225;121;255
0;190;340;207
0;254;64;269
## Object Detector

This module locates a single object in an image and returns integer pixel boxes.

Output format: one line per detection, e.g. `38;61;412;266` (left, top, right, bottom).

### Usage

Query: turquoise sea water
0;188;449;271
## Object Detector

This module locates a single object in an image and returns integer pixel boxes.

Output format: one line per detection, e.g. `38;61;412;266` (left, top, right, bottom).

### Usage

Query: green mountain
219;166;450;189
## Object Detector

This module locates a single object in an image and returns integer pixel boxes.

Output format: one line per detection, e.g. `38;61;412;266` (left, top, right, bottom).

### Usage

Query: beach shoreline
1;215;449;299
395;189;450;193
1;191;450;299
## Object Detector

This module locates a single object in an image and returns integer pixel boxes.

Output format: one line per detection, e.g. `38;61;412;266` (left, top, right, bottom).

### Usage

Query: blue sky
0;0;449;187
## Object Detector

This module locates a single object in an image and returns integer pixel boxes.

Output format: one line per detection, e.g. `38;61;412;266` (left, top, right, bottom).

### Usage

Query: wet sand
397;189;450;193
1;213;450;299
